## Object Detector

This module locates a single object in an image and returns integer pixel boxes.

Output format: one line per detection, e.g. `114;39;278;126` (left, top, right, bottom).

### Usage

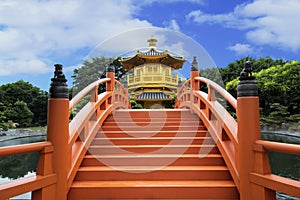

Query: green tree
130;99;143;109
72;57;109;94
219;56;287;84
10;101;33;127
29;91;48;126
225;60;300;124
0;81;47;127
72;57;127;96
0;102;8;130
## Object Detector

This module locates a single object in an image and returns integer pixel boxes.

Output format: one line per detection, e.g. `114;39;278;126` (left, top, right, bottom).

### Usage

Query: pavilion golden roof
120;37;185;70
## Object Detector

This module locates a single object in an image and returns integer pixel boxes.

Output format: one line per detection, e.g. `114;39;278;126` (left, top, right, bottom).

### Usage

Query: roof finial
147;36;157;48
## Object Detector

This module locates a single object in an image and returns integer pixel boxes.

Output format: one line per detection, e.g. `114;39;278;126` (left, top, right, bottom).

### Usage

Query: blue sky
0;0;299;91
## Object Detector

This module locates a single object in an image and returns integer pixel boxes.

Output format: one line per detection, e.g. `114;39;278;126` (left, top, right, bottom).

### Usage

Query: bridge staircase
68;109;239;199
1;63;300;200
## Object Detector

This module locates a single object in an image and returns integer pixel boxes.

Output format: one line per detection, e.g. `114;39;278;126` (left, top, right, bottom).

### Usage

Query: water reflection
269;151;300;181
0;136;45;179
0;152;39;179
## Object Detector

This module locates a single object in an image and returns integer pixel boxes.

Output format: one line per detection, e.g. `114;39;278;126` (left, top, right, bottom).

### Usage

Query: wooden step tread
103;121;203;123
101;125;205;128
113;109;191;112
77;165;229;172
93;136;212;140
90;144;216;148
71;180;236;188
99;129;207;133
85;153;221;158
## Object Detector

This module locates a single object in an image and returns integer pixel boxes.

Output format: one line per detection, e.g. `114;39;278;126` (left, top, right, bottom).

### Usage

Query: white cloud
137;0;204;6
0;59;50;76
164;19;180;31
227;43;254;56
0;0;152;76
187;0;300;51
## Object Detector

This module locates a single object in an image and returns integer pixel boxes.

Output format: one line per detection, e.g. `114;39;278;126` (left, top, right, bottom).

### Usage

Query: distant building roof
120;37;185;70
136;92;170;100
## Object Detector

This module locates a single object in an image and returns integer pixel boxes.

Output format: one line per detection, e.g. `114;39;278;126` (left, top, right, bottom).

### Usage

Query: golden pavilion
120;37;185;108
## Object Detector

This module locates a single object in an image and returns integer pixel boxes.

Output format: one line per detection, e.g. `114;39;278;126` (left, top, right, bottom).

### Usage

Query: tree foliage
219;56;286;84
225;60;300;124
0;80;48;128
70;57;127;115
71;56;126;97
72;57;109;95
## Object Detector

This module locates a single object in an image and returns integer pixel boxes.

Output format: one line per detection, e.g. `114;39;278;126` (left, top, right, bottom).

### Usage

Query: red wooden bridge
0;63;299;200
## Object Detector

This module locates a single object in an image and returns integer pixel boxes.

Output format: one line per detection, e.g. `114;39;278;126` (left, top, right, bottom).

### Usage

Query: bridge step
68;109;239;199
91;136;215;145
87;144;220;154
106;109;199;119
81;154;225;166
96;130;209;138
68;180;239;200
101;125;207;131
75;165;232;181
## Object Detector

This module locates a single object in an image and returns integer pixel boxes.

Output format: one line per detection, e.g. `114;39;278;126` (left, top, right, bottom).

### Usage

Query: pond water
0;134;299;199
0;136;45;199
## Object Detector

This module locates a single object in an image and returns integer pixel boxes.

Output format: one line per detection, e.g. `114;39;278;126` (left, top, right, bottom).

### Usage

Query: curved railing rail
0;142;56;199
0;69;130;199
176;75;300;199
68;78;129;188
252;140;300;198
176;77;239;189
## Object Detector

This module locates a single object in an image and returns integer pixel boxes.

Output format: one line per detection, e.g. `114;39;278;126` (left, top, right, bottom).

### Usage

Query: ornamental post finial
106;60;115;73
239;61;255;81
237;61;258;97
49;64;68;98
191;56;199;71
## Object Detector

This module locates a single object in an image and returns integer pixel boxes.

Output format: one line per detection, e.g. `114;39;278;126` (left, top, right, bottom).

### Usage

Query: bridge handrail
69;78;110;110
0;141;52;156
195;77;237;109
176;77;239;190
0;141;56;199
255;140;300;156
0;72;129;199
251;140;300;198
67;77;129;189
177;72;300;199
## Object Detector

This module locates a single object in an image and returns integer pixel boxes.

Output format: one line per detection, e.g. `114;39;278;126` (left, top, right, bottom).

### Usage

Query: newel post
106;62;115;91
106;62;115;106
190;56;200;91
237;61;262;200
47;64;70;199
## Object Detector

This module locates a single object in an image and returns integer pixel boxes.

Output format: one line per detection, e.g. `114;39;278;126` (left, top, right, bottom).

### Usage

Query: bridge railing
176;63;300;199
176;74;240;191
68;77;129;190
0;142;56;199
0;64;130;200
251;140;300;199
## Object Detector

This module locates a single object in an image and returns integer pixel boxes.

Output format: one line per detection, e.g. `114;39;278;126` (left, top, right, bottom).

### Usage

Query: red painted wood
68;110;239;199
